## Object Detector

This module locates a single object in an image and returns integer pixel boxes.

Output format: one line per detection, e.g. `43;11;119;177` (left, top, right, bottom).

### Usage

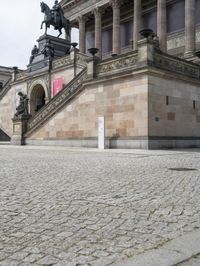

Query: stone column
110;0;121;55
94;8;102;58
78;16;86;54
157;0;167;52
133;0;142;50
185;0;196;57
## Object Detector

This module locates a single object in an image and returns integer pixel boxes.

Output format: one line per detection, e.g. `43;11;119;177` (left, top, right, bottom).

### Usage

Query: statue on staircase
14;92;29;118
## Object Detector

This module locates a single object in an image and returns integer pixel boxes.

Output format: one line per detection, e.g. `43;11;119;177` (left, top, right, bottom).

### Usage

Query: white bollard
98;117;105;149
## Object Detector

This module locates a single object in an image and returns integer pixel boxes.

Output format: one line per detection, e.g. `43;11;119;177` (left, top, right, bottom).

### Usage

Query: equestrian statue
40;0;71;38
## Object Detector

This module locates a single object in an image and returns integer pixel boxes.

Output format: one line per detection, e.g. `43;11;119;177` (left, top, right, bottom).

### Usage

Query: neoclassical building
61;0;200;59
1;0;200;149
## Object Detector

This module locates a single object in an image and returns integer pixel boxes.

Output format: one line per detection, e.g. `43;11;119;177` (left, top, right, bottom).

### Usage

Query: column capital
109;0;121;9
93;7;103;18
77;15;86;24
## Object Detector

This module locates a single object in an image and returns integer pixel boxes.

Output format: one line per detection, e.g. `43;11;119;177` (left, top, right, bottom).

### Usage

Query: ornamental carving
27;74;49;90
109;0;121;9
96;53;137;75
151;53;200;79
52;55;72;69
76;53;89;67
16;71;27;80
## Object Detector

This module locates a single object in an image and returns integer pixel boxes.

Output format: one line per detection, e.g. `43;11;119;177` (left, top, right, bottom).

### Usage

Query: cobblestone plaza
0;146;200;265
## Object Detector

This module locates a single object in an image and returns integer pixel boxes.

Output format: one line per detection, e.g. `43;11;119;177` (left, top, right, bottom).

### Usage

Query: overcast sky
0;0;78;69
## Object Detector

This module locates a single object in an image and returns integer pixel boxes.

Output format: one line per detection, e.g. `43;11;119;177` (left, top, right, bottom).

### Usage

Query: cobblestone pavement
178;254;200;266
0;146;200;266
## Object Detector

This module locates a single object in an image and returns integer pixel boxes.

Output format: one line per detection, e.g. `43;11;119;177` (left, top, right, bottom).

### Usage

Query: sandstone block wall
28;74;148;144
148;75;200;137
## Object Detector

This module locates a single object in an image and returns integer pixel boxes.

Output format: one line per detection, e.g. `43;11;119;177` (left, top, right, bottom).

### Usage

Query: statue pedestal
27;34;71;75
11;115;30;145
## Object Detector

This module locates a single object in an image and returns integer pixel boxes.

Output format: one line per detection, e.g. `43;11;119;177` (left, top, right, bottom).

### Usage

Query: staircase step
0;141;10;145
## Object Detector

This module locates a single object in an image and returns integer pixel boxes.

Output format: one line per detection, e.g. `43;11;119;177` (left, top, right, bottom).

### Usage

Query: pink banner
53;78;63;97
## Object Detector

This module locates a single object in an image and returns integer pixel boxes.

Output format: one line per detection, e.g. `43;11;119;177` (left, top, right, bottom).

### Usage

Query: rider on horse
52;0;64;30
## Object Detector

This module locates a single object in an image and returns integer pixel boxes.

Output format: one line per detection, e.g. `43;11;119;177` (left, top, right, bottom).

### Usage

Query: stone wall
148;74;200;148
27;74;148;148
0;87;16;137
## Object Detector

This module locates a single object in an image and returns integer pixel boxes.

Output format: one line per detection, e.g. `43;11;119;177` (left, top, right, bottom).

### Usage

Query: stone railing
167;26;200;52
0;78;12;101
76;52;90;67
150;52;200;80
51;52;89;70
25;68;87;137
96;51;138;77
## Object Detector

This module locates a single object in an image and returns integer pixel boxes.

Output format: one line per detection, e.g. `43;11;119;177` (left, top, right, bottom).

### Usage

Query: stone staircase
25;68;87;138
0;128;11;142
0;78;12;101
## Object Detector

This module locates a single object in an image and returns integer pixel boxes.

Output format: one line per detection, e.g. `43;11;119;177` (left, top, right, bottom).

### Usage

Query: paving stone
1;146;200;265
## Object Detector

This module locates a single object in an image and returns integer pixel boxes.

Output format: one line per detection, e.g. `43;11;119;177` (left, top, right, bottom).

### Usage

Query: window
120;20;133;48
102;28;113;54
142;8;157;33
167;0;185;33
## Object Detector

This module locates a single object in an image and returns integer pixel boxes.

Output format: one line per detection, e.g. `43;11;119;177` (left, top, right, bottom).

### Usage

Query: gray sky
0;0;78;69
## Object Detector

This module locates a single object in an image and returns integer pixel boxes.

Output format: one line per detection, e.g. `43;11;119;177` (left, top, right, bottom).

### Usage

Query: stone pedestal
137;38;155;65
27;34;71;75
87;56;100;79
11;115;30;145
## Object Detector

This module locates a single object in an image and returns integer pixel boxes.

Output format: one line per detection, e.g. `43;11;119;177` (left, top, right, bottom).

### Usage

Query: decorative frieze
96;52;137;76
52;55;72;69
16;72;27;81
27;74;49;91
150;53;200;79
76;53;90;67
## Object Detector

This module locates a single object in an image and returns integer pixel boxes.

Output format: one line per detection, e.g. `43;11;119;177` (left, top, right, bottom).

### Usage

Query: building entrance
30;84;46;116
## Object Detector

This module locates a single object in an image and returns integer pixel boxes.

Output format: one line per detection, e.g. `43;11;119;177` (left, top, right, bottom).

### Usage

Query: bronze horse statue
40;2;71;38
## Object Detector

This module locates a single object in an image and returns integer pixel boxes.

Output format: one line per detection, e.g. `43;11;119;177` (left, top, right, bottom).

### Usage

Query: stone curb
115;229;200;266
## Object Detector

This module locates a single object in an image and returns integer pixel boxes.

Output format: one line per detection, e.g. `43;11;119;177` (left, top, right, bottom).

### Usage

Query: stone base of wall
0;129;10;141
26;137;200;150
25;138;149;149
148;137;200;149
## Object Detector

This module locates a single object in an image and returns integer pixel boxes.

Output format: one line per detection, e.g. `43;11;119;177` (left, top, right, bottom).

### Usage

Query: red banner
53;78;63;97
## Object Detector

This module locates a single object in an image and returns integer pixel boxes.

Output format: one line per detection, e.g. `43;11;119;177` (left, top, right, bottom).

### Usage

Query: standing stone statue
29;45;39;65
14;92;29;117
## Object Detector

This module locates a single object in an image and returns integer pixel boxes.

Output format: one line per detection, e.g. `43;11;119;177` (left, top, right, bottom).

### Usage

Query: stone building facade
61;0;200;58
1;0;200;149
